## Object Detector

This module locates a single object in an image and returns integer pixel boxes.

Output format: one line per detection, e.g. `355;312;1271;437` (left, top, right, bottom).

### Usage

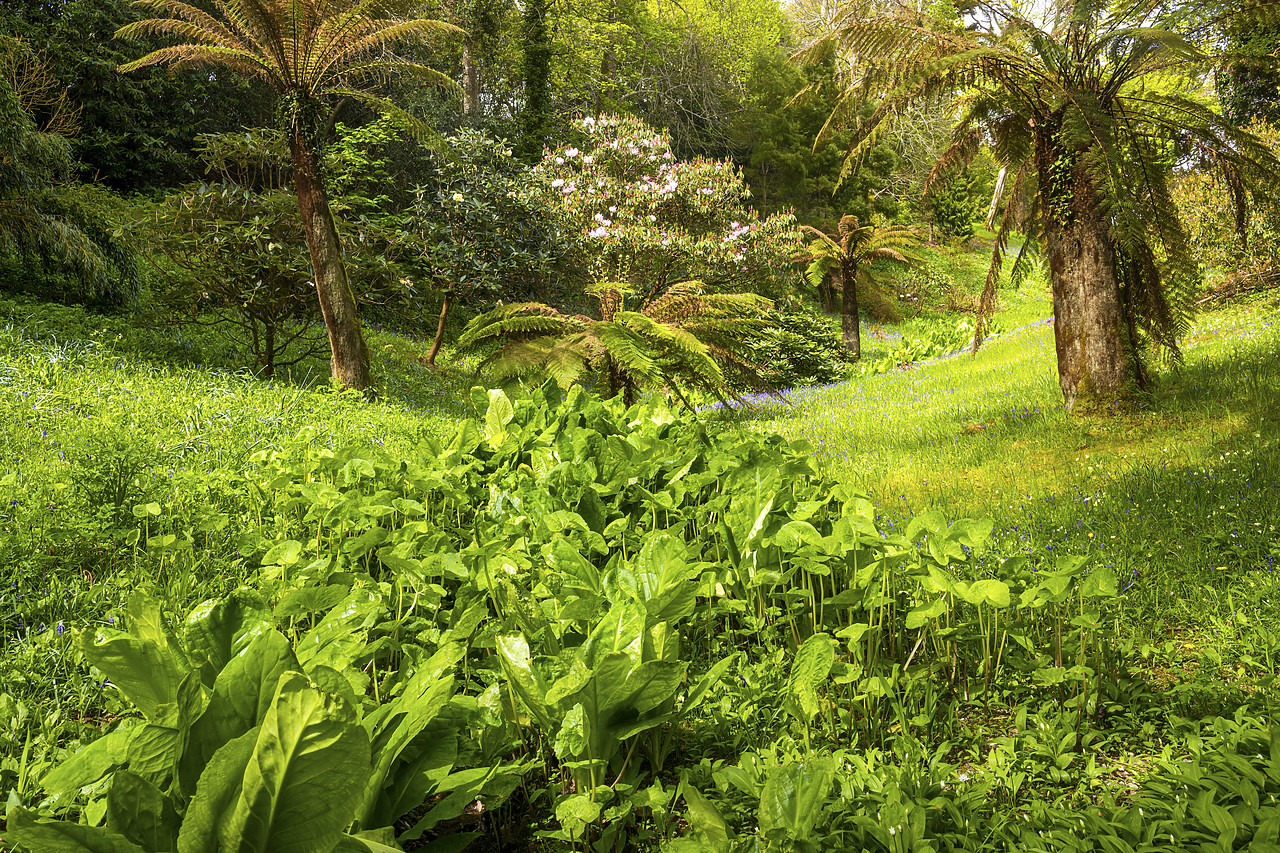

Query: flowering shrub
535;114;800;301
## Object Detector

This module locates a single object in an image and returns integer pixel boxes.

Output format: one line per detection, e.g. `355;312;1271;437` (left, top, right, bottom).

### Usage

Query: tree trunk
426;290;452;368
984;166;1007;231
462;41;480;115
841;259;861;360
1039;150;1133;413
289;130;370;391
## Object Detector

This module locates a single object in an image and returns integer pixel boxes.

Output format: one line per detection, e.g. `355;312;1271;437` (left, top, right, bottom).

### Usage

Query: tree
796;215;919;359
0;35;136;304
116;0;461;390
458;280;774;406
1;0;273;193
1219;3;1280;126
804;0;1280;412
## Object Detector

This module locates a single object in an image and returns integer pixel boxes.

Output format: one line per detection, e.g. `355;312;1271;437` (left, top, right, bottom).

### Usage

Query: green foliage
0;36;137;306
743;308;852;389
928;171;978;242
0;0;272;192
459;280;775;404
139;131;324;377
806;0;1280;406
1174;120;1280;298
732;54;899;226
1220;5;1280;127
389;127;565;308
5;284;1280;853
4;589;510;853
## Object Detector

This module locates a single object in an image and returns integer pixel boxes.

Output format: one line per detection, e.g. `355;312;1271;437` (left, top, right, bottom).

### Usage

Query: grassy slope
736;280;1280;649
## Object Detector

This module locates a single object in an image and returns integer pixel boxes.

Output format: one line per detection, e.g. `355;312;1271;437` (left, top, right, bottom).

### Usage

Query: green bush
748;308;853;388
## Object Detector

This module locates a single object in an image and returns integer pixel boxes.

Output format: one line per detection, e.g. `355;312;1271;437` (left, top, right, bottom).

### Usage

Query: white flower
589;226;608;238
551;178;564;187
583;155;594;164
451;193;464;202
555;157;564;164
565;147;579;157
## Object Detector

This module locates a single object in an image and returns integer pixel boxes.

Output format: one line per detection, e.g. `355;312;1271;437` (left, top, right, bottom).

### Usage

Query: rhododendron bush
535;114;800;301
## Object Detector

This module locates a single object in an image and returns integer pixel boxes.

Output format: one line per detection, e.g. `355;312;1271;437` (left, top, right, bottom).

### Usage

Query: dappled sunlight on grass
739;291;1280;637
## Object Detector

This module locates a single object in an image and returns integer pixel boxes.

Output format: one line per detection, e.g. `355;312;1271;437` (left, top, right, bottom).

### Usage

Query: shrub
535;114;801;302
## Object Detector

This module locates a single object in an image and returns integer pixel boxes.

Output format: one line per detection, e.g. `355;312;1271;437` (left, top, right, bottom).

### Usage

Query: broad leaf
79;627;190;721
758;758;835;841
786;633;834;721
39;723;137;794
218;672;372;853
4;808;147;853
184;590;273;687
105;771;179;852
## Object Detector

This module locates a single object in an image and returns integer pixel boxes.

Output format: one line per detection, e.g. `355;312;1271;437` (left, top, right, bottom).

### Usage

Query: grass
3;266;1280;850
730;278;1280;652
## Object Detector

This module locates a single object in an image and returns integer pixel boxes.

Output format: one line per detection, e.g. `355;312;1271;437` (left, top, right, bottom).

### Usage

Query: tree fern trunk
289;130;370;391
1040;148;1133;413
841;259;861;361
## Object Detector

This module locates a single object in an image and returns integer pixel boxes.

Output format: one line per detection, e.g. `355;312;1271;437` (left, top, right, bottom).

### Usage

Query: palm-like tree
803;0;1280;412
797;215;919;360
458;281;775;407
116;0;461;390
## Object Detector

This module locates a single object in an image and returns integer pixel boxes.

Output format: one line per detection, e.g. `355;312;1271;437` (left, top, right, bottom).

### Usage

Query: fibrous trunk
289;131;370;391
841;259;861;360
1040;150;1133;413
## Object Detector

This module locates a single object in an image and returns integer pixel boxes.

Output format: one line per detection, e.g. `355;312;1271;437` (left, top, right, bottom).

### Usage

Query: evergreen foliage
114;0;464;391
0;35;137;305
796;215;919;360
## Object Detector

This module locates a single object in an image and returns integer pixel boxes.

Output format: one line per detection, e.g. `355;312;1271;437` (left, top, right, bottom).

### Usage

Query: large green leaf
177;729;258;853
4;808;147;853
181;630;301;794
786;633;834;721
905;597;948;629
964;579;1011;608
496;634;554;730
296;590;382;694
758;758;836;842
105;771;180;852
369;718;458;828
484;389;515;448
1079;566;1118;598
633;534;698;624
39;723;138;794
578;602;644;668
79;626;191;721
218;673;372;853
673;783;731;853
124;672;206;792
355;645;461;829
184;590;273;687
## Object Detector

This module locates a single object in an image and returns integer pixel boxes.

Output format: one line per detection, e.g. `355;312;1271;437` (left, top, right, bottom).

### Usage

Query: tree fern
802;0;1280;410
459;281;775;407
